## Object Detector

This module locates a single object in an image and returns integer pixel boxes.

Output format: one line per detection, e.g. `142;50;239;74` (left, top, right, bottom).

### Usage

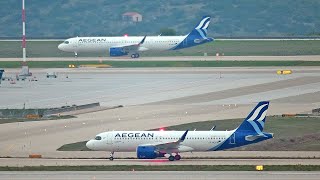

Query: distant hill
1;0;319;38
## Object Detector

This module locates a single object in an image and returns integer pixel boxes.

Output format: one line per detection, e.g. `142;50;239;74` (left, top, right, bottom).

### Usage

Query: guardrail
43;102;100;116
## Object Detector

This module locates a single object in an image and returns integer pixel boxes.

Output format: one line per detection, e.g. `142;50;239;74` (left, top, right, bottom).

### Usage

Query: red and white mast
19;0;31;77
22;0;26;63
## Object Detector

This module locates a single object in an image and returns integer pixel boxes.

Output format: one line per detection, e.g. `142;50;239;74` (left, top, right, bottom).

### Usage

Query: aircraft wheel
174;154;181;160
168;155;175;161
109;151;114;161
131;54;136;58
135;53;140;58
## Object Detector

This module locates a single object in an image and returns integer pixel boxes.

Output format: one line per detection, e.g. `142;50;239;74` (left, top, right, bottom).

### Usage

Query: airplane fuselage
86;130;272;153
87;130;233;152
58;36;188;53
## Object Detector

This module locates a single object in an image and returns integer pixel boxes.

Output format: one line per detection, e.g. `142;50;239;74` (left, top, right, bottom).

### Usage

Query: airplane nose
58;44;63;50
86;140;95;150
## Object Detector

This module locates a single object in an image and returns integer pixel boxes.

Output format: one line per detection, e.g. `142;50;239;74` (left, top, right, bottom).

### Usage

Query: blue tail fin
172;16;213;50
236;101;270;135
190;16;211;39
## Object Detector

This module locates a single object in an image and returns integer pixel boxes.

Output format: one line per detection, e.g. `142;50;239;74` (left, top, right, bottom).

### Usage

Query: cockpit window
95;136;102;140
64;41;69;44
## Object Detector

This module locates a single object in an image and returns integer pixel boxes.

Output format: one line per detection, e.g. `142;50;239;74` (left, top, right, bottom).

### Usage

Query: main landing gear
109;151;114;161
130;53;140;58
168;154;181;161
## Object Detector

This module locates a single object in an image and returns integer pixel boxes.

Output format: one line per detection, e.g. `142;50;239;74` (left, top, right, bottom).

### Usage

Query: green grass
0;165;319;171
1;40;320;58
1;60;320;68
58;116;320;151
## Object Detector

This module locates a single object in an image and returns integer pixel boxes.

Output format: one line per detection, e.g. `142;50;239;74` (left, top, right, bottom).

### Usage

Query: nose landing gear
109;151;114;161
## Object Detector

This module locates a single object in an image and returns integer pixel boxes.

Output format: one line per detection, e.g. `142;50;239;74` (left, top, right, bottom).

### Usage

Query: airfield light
159;128;165;131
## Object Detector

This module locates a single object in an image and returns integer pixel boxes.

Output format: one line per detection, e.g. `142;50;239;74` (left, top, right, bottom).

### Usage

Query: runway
0;55;320;61
1;171;320;180
1;158;320;166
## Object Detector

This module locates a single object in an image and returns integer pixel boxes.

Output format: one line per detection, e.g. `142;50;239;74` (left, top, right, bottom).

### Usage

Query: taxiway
1;171;320;180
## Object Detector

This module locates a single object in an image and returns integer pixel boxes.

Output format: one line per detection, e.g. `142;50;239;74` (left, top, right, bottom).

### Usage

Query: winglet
179;130;189;142
139;36;147;45
210;125;216;131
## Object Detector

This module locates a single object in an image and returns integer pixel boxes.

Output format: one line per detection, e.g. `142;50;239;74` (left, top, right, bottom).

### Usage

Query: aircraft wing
112;36;147;52
143;130;189;153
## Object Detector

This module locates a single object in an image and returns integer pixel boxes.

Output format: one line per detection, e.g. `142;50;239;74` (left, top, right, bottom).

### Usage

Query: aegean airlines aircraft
58;16;213;58
86;101;273;161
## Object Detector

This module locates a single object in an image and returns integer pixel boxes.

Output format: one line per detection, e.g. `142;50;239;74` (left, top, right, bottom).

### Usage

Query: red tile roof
122;12;141;16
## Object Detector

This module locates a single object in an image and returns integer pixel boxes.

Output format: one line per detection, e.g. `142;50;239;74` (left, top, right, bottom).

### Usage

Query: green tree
159;28;176;36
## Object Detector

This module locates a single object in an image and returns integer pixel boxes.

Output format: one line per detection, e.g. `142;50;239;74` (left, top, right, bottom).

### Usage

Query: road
1;171;319;180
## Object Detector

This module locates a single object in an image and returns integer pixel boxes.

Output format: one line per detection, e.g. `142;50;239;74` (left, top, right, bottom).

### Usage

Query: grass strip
1;40;320;57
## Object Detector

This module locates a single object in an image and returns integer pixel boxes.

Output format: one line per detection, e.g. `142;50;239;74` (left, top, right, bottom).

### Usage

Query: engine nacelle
109;47;128;57
136;145;164;159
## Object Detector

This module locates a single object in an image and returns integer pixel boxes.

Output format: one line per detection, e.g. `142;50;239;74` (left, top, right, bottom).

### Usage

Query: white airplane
86;101;273;161
58;16;213;58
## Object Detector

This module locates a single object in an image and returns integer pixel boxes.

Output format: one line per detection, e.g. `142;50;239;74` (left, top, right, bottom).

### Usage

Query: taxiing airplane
86;101;273;161
58;16;213;58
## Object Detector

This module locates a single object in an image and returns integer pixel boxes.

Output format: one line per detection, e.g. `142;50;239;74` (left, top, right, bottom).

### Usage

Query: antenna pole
22;0;26;63
19;0;31;77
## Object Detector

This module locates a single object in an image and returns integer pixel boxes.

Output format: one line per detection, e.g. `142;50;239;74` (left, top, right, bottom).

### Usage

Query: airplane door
229;133;236;144
73;43;77;49
72;39;79;52
106;132;113;145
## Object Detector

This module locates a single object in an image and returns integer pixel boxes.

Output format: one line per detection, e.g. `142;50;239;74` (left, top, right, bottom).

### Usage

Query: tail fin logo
246;102;269;135
194;16;210;39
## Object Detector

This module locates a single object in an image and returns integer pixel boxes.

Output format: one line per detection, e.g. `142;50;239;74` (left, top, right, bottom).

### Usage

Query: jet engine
109;47;128;57
136;145;165;159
